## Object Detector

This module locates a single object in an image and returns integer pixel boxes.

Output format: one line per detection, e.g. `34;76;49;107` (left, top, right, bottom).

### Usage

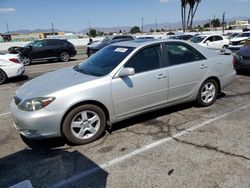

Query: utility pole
88;19;91;33
5;21;10;34
222;12;226;35
141;17;144;34
51;22;55;36
155;18;158;32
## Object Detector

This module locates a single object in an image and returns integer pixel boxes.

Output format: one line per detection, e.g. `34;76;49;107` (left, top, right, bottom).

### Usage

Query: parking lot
1;51;250;188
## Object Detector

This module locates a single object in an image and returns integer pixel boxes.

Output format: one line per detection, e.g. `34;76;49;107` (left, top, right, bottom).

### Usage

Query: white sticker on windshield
114;48;128;53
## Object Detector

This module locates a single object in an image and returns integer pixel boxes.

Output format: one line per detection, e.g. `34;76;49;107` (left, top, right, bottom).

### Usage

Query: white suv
229;31;250;51
190;34;229;50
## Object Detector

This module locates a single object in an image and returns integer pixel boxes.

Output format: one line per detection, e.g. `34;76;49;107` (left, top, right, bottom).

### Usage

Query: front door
111;45;168;119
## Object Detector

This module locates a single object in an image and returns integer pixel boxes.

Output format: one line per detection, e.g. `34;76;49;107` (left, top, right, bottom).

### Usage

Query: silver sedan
10;39;236;145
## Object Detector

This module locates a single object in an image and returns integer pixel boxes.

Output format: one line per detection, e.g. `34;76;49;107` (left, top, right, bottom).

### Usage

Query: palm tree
181;0;201;31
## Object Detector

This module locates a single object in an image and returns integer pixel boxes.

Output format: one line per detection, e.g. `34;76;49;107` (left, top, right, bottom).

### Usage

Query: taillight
232;56;236;66
9;58;21;64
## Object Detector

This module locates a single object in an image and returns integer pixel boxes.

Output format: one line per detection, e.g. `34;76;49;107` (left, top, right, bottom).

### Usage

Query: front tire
60;51;70;62
196;79;218;107
62;105;106;145
0;69;7;84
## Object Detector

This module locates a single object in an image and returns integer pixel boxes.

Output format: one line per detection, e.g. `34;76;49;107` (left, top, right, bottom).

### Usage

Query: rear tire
0;69;7;84
196;79;218;107
60;51;70;62
21;56;31;65
62;105;106;145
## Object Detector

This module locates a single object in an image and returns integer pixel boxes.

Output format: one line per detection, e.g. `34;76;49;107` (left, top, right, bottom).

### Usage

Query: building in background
229;20;250;30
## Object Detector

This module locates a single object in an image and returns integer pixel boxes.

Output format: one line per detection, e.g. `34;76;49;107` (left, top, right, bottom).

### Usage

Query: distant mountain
4;28;74;35
81;17;250;33
4;17;250;35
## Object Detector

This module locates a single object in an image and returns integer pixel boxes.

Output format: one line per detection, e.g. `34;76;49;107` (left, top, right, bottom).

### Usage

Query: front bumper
10;100;63;139
228;45;243;52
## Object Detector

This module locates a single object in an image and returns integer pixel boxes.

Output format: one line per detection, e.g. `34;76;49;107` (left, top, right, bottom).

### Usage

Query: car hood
15;67;99;99
230;37;249;42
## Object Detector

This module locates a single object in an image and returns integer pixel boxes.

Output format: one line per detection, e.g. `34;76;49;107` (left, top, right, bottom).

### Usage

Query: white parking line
51;103;250;188
0;112;11;117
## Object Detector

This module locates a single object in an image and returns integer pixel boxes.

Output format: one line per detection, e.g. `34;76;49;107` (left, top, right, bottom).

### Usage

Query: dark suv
87;35;135;57
9;39;77;65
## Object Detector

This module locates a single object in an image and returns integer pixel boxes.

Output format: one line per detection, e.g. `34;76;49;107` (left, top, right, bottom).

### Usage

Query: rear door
44;39;63;58
111;44;168;119
163;42;209;103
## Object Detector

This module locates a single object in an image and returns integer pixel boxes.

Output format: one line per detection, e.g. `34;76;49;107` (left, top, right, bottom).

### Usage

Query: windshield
190;36;206;43
237;32;250;38
76;45;135;76
24;42;34;48
100;36;111;43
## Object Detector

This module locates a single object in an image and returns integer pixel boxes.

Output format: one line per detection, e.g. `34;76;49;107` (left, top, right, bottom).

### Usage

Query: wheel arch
60;100;110;136
203;76;221;94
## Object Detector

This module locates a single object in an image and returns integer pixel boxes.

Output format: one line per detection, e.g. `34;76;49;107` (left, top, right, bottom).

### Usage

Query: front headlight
240;40;246;44
18;97;56;111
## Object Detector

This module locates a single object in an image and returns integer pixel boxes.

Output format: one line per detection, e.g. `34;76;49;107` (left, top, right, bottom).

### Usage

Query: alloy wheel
70;110;100;140
201;82;216;104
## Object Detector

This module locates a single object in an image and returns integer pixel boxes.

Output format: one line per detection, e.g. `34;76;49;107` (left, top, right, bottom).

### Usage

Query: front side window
205;36;214;43
164;42;205;66
125;45;161;74
214;36;223;41
76;45;135;76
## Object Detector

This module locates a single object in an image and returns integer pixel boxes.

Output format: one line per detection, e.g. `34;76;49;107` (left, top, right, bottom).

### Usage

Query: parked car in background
0;53;25;84
224;32;241;40
169;34;194;41
136;36;155;40
8;39;77;65
190;34;229;50
229;31;250;51
233;44;250;72
11;39;235;146
86;35;135;56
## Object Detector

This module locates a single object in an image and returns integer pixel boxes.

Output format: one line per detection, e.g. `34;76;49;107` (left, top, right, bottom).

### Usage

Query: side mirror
118;67;135;77
28;45;33;50
205;40;210;45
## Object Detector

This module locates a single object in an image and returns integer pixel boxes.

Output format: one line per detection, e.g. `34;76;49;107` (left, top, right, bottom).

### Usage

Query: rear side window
164;42;205;66
125;45;161;74
46;40;60;46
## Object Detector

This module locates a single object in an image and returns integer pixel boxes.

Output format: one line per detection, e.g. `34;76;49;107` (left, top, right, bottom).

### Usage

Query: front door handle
157;74;167;79
200;64;208;69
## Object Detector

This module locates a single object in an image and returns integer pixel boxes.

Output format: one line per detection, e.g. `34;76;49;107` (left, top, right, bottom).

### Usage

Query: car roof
197;34;222;37
110;38;218;58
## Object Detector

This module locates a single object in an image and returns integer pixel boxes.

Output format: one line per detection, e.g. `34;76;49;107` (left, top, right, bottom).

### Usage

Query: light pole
141;17;144;34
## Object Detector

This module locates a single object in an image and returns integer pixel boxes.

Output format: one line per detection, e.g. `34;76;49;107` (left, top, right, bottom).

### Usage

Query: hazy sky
0;0;250;33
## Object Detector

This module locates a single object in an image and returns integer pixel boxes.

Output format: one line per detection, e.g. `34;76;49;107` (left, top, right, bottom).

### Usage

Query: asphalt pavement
0;54;250;188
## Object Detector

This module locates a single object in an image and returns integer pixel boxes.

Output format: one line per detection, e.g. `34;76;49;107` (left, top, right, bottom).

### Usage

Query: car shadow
6;75;29;84
236;70;250;76
0;146;108;187
28;58;78;66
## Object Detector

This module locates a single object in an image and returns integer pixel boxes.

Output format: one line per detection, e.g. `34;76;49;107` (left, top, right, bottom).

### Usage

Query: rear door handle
200;64;208;69
157;74;167;79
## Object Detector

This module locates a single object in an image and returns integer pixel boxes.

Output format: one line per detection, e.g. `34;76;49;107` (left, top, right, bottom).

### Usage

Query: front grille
14;96;22;105
231;41;241;46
